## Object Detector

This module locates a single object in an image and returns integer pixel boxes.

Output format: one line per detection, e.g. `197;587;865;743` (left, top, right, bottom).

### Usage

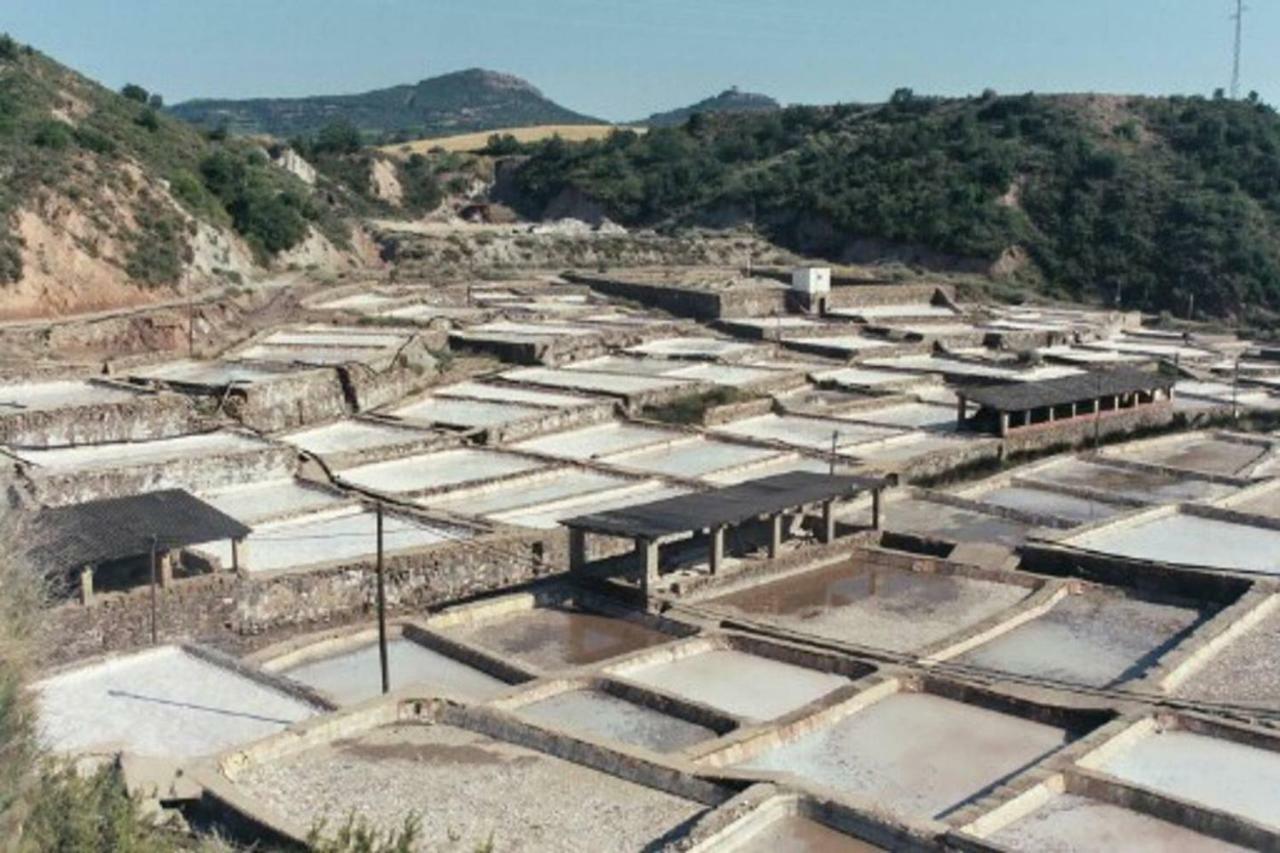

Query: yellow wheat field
381;123;641;156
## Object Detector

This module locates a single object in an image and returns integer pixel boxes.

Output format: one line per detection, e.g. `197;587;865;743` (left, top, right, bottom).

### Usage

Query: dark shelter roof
961;367;1173;413
562;471;887;540
26;489;250;570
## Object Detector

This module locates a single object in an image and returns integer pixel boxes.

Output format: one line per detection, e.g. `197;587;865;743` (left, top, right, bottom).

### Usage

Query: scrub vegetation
510;89;1280;321
0;34;363;288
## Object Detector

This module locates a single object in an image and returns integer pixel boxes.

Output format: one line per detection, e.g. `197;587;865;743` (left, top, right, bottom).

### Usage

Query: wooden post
823;500;837;542
231;537;246;573
709;526;725;574
568;528;587;573
149;535;158;645
79;565;94;607
639;538;659;596
376;504;389;695
768;514;783;559
956;394;967;430
158;551;174;587
872;489;882;531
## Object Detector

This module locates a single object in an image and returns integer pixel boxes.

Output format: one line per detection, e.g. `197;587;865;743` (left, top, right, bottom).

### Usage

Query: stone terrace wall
1019;541;1253;605
566;274;787;320
39;530;568;667
25;442;297;507
1000;402;1176;456
226;370;350;433
885;438;1004;482
237;529;567;633
0;389;197;448
826;283;954;309
339;338;438;412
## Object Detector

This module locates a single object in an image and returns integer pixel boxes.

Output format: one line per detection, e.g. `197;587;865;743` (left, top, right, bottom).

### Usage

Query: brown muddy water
451;608;674;670
708;561;1032;652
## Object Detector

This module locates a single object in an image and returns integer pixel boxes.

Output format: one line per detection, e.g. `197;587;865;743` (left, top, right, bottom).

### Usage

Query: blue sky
3;1;1275;120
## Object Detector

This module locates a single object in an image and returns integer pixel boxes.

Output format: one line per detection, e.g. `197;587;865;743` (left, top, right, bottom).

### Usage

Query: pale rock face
270;146;317;185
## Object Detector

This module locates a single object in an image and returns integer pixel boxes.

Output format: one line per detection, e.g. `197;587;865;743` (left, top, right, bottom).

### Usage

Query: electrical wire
169;483;1280;725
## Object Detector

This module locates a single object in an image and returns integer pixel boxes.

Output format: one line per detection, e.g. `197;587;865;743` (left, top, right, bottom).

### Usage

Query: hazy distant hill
636;87;780;127
169;68;603;139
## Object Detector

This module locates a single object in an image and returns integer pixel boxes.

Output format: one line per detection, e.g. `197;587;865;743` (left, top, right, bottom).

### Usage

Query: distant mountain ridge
636;87;780;127
168;68;603;139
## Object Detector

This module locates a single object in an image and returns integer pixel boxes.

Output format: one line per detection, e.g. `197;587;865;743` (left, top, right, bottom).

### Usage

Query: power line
358;518;1280;723
201;492;1278;723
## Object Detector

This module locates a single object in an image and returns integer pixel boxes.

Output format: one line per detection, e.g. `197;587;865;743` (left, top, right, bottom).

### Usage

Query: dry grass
381;124;639;156
0;516;45;840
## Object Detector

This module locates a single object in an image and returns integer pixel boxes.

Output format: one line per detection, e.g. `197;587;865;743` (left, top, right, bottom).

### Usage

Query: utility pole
375;503;390;695
829;430;838;476
149;535;159;645
1230;0;1246;100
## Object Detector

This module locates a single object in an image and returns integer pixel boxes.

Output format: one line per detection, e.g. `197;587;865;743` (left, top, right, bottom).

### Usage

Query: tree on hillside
400;153;444;213
120;83;149;103
198;148;311;256
312;119;363;155
482;133;523;155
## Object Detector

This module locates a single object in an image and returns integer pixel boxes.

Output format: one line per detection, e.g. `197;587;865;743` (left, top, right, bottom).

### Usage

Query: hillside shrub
135;108;160;131
32;119;71;149
199;148;309;256
120;83;148;103
399;153;443;213
481;133;523;155
512;94;1280;318
72;125;116;155
311;119;363;155
126;203;190;285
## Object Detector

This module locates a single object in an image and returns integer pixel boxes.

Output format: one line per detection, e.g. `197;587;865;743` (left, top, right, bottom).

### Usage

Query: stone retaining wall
39;530;568;668
223;369;350;433
0;385;197;448
1000;402;1176;456
24;440;297;507
566;274;788;321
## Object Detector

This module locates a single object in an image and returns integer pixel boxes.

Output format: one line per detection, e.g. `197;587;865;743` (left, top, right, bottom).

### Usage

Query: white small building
790;267;831;297
790;267;831;314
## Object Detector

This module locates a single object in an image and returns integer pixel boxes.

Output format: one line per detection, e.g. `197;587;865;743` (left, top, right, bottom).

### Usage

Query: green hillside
0;33;355;292
511;90;1280;320
169;68;602;141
